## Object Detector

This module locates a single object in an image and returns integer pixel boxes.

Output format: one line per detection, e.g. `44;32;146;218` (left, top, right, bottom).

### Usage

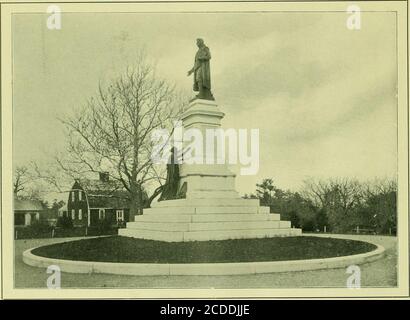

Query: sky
12;11;397;198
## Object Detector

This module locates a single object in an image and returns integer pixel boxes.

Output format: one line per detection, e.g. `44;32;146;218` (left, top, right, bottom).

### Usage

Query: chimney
99;172;109;182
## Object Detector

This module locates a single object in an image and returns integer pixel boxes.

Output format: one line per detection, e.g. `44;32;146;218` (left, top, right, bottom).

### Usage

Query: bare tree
13;166;31;196
362;178;397;233
301;177;366;231
363;177;397;198
301;178;332;208
302;177;364;211
14;164;51;202
57;54;186;218
31;159;78;195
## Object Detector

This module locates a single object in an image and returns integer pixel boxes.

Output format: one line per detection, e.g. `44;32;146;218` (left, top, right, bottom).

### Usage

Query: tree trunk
144;185;164;208
137;184;144;214
129;183;142;222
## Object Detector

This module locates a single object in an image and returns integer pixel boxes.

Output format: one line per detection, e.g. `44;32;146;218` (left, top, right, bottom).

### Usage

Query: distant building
58;204;68;218
14;198;45;226
67;172;131;227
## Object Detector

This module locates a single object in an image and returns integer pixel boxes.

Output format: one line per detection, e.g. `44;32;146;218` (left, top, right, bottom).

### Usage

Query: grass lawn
31;235;377;264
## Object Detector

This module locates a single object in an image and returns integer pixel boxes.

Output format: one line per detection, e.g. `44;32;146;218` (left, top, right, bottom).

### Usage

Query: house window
99;209;105;220
72;191;76;201
71;209;75;220
116;210;124;222
24;213;32;226
78;191;82;201
79;209;82;220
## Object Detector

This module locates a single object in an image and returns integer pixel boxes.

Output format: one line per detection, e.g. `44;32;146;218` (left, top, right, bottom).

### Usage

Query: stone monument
119;39;301;241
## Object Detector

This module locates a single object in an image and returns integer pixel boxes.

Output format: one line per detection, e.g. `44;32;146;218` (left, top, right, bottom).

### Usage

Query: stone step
184;228;301;241
152;198;260;208
119;228;183;242
193;213;281;222
135;214;193;223
186;190;240;199
194;206;269;214
134;213;281;223
127;222;190;232
143;207;195;215
143;206;270;215
126;220;291;232
119;227;302;242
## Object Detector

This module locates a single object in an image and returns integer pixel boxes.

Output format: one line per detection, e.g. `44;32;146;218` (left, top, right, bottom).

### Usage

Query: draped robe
193;46;211;91
158;149;180;201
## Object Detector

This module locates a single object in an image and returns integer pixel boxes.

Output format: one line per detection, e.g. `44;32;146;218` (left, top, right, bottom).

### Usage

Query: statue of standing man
187;38;215;101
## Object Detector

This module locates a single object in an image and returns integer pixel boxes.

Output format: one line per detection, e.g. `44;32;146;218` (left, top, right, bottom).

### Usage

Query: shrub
56;216;73;229
15;221;52;239
95;218;113;233
30;220;52;234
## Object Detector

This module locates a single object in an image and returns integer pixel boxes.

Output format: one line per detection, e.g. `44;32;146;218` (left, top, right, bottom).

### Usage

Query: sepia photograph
1;0;408;299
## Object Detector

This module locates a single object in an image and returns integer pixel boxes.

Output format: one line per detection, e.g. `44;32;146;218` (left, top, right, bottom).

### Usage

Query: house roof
14;199;44;211
71;178;131;209
88;193;130;209
78;178;124;193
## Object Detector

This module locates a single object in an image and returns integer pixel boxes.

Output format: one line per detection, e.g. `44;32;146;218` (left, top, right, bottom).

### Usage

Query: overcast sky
13;11;397;197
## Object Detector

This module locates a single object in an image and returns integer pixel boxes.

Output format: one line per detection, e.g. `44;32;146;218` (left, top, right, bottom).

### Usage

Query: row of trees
244;178;397;234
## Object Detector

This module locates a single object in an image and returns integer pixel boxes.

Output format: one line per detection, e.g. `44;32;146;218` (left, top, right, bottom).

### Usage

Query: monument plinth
119;99;301;242
179;99;238;200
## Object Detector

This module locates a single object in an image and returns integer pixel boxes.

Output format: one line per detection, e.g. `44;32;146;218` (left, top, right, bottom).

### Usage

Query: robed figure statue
187;38;215;101
158;147;181;201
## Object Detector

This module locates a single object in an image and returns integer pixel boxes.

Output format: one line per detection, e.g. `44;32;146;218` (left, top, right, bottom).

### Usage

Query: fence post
356;226;359;234
15;230;18;240
324;226;327;233
51;228;55;238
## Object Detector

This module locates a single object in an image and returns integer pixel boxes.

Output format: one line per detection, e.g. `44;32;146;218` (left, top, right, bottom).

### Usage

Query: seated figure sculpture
158;147;181;201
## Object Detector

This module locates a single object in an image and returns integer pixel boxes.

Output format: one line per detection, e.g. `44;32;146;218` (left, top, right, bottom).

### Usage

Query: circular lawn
31;235;377;264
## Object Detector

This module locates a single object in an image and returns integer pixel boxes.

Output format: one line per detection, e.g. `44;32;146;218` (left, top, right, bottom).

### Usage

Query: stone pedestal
179;99;239;199
119;99;302;242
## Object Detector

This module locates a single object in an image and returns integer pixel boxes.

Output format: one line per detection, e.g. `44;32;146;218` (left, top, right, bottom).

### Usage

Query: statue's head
196;38;205;48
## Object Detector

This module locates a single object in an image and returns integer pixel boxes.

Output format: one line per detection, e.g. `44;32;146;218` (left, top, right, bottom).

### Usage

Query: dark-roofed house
14;198;45;226
67;172;131;227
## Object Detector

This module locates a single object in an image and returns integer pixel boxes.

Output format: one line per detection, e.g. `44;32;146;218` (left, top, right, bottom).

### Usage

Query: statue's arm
197;47;211;61
187;48;210;76
187;60;200;76
187;65;194;76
